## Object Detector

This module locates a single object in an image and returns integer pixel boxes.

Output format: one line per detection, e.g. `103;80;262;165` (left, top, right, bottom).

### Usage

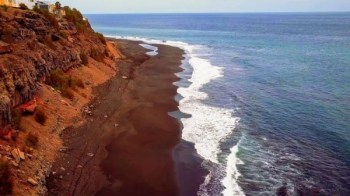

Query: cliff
0;6;108;128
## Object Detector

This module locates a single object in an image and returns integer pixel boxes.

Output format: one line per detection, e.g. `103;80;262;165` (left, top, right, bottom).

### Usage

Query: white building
16;0;38;8
0;0;39;8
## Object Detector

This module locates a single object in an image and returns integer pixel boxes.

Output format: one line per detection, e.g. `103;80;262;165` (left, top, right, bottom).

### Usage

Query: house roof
36;1;51;5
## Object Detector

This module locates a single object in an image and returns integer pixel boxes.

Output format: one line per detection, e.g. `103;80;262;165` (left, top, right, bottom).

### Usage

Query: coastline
46;39;206;195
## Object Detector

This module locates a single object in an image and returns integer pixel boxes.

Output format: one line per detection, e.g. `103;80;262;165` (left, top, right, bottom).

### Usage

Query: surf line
139;43;159;56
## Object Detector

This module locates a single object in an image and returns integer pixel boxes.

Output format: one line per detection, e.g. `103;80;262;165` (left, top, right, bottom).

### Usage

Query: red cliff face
0;7;108;127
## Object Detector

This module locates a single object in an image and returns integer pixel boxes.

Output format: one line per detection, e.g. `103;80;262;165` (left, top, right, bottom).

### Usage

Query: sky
58;0;350;14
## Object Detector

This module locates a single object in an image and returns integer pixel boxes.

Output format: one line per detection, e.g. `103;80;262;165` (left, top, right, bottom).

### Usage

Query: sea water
86;13;350;195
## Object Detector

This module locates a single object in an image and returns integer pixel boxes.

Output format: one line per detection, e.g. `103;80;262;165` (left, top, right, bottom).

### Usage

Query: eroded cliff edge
0;6;108;127
0;6;124;195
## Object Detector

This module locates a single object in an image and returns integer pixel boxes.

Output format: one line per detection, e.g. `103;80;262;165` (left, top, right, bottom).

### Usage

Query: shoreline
46;39;206;195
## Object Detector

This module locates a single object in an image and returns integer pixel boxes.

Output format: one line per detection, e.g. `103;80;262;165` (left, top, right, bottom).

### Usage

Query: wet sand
46;40;206;196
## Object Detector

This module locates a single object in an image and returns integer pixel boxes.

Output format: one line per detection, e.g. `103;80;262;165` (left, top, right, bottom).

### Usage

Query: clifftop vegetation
0;4;108;128
0;4;115;195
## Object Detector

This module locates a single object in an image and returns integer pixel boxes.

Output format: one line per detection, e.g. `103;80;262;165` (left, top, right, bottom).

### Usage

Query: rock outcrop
0;7;108;127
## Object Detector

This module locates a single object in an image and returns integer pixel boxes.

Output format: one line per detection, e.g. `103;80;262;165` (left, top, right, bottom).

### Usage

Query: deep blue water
86;13;350;195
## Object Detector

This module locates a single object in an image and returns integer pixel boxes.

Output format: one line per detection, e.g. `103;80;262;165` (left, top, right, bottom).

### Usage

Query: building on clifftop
35;1;50;10
0;0;42;9
16;0;38;8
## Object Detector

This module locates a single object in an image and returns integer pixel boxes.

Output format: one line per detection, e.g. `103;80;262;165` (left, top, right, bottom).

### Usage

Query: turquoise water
86;13;350;195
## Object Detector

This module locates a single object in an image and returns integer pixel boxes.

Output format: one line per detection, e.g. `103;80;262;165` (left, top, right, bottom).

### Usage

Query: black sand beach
46;39;206;196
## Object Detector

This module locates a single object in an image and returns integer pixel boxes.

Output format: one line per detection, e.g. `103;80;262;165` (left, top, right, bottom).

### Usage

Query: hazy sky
59;0;350;14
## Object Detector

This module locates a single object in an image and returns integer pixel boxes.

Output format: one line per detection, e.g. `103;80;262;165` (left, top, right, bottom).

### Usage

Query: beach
46;39;206;196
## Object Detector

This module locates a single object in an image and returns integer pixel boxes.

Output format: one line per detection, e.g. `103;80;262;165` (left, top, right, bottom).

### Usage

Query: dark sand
47;40;207;196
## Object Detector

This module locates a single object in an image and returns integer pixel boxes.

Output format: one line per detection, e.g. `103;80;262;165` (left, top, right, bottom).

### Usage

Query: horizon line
84;11;350;15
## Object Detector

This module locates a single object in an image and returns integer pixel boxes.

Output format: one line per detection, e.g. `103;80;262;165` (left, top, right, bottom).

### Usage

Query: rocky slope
0;6;108;128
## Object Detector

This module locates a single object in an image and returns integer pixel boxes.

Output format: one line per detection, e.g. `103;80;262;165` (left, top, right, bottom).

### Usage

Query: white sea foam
107;35;244;196
139;43;158;56
222;139;245;196
177;55;238;164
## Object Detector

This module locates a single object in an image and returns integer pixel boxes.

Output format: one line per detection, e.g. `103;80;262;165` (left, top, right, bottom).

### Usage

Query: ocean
86;13;350;195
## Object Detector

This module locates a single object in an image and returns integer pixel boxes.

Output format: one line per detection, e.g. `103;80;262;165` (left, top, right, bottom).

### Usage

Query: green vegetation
63;6;90;33
26;132;39;147
55;1;61;10
95;32;106;45
33;6;59;29
34;109;47;125
19;3;29;10
63;6;83;23
46;69;85;99
59;31;68;39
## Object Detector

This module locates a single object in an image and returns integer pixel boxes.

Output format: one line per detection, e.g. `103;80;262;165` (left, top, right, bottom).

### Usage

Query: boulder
19;151;25;160
27;178;38;186
11;148;21;163
19;98;37;114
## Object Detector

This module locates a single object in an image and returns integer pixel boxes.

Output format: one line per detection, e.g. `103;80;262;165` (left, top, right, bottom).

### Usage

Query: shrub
0;160;13;195
19;3;29;10
95;32;106;45
46;69;67;91
33;7;59;29
63;6;83;23
46;69;83;99
62;88;74;100
26;132;39;147
59;31;68;39
63;6;91;33
35;109;47;125
67;76;83;90
32;5;40;13
75;22;86;33
80;52;88;65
